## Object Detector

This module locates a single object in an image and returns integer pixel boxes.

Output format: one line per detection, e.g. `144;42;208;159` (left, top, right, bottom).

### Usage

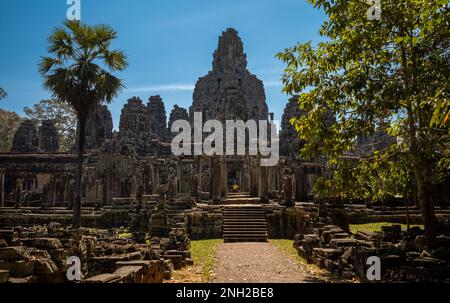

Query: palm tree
39;20;128;229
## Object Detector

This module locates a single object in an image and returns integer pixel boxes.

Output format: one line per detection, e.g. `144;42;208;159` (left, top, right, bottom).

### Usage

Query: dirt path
211;243;324;283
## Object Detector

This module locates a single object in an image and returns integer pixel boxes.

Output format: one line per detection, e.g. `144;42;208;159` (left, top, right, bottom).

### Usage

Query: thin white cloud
127;84;195;93
126;80;282;93
253;67;283;76
264;80;283;88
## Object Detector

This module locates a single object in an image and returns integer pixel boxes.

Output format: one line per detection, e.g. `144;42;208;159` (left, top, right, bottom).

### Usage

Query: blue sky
0;0;326;129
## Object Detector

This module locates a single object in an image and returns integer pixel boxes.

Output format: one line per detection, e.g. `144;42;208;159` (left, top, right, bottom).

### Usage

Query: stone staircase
223;192;261;205
222;204;268;243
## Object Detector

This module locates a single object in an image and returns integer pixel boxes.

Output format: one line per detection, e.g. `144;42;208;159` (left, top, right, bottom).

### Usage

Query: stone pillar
250;158;258;197
241;161;249;193
211;156;222;202
259;165;269;203
221;157;227;196
295;166;308;202
0;172;4;207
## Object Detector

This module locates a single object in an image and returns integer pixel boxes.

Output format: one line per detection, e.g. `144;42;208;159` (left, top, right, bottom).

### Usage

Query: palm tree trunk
73;115;86;229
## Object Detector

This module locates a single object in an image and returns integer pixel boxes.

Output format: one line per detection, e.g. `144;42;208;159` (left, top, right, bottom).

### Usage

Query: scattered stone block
0;230;15;243
0;260;35;277
163;259;173;280
381;225;402;240
313;248;339;259
356;240;375;249
84;273;121;283
339;247;354;265
113;266;143;283
354;230;378;241
330;238;357;248
185;258;194;266
0;246;31;261
8;276;34;284
381;255;404;269
0;270;10;283
27;248;52;260
21;238;63;250
162;254;183;270
411;257;441;268
34;259;59;275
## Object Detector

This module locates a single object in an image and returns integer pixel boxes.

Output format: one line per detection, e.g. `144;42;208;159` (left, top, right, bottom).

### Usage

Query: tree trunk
405;193;410;232
73;115;86;229
414;166;437;248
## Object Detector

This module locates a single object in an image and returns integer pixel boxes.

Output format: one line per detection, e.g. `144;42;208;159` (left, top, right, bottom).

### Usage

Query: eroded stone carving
11;120;39;153
190;28;268;124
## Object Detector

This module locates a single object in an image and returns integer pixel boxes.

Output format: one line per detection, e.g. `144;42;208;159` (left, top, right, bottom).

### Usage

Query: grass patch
190;239;222;282
350;222;423;234
269;239;306;264
118;232;132;239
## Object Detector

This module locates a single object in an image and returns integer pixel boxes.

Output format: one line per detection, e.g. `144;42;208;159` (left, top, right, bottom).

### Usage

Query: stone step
223;207;265;211
226;192;250;196
223;228;268;232
224;231;268;236
223;214;266;218
222;204;268;243
224;239;267;243
226;194;252;199
223;198;261;204
223;224;268;228
223;209;266;213
223;221;267;225
224;234;267;241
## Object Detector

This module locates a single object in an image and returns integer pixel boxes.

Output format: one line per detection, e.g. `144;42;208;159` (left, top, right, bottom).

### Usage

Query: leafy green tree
0;109;22;152
277;0;449;247
39;20;128;228
24;99;77;152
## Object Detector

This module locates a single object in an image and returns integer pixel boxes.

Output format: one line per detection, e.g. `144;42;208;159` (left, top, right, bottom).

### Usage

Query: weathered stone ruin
39;120;59;153
280;97;304;158
294;221;450;282
11;120;39;153
147;95;168;142
168;105;189;139
1;28;449;283
116;96;170;156
77;105;114;151
190;28;268;123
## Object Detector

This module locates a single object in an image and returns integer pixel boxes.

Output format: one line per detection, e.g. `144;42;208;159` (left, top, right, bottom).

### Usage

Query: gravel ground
211;242;324;283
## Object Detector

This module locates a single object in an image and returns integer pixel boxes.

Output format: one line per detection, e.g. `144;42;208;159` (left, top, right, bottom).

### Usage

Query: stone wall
186;205;223;240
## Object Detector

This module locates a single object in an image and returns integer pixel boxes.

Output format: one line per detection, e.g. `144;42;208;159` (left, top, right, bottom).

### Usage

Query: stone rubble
294;223;450;282
0;217;193;283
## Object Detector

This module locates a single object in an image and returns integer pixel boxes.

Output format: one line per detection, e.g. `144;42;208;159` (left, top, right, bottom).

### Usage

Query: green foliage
349;223;423;234
190;239;222;282
39;20;128;117
431;91;450;133
315;144;415;202
0;109;22;152
270;239;307;264
24;99;77;152
277;0;450;203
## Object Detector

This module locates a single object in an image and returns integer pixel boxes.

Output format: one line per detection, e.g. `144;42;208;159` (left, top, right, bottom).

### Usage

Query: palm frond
40;20;128;117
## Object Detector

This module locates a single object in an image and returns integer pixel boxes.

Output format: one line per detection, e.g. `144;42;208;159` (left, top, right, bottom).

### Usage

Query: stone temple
1;28;449;284
0;28;323;211
190;28;268;123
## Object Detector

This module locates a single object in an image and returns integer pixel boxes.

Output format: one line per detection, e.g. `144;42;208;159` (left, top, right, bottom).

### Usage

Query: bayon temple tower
0;28;323;212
